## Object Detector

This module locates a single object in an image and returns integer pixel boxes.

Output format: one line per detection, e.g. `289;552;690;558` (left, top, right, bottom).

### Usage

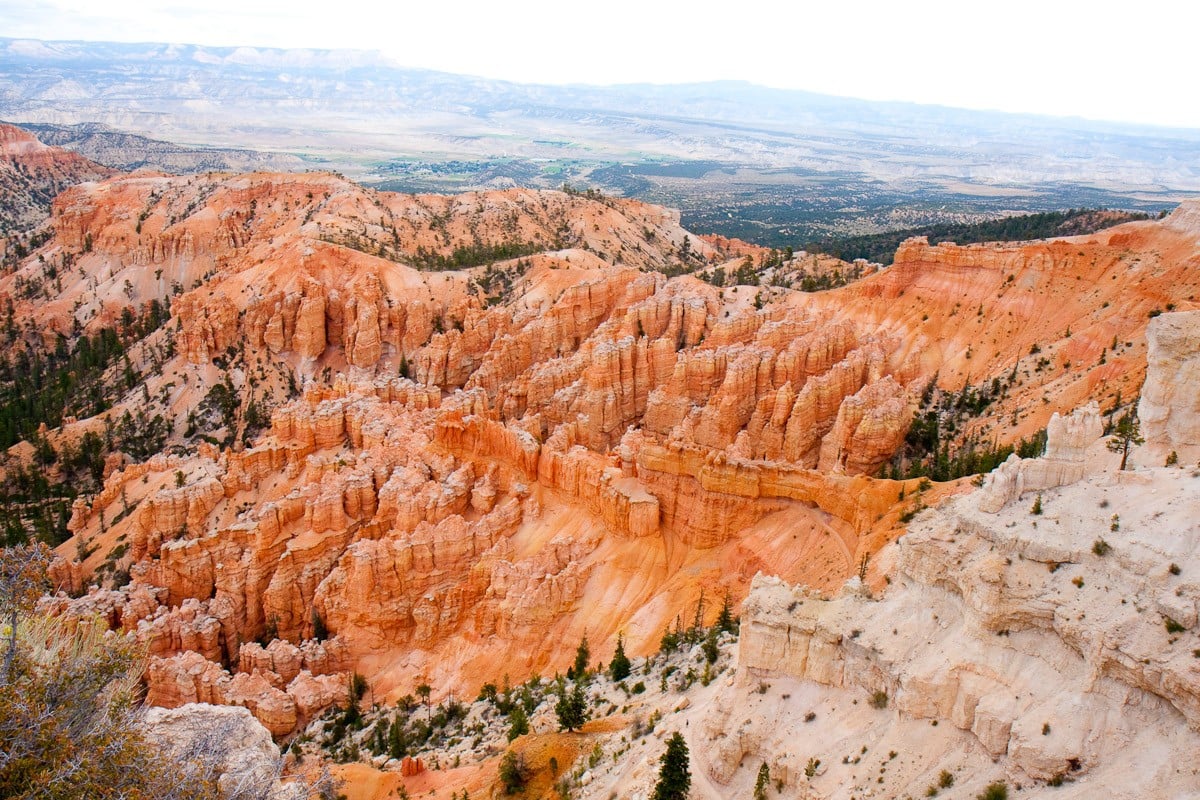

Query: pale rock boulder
141;703;304;799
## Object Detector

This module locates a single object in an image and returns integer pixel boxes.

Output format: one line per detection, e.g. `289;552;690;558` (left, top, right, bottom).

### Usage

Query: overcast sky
2;0;1195;129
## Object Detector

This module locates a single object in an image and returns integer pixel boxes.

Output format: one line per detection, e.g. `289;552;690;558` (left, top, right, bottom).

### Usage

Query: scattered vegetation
807;209;1149;265
879;376;1047;482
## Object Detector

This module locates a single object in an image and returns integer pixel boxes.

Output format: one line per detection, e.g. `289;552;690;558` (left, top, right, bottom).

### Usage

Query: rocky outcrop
145;649;349;737
727;462;1200;792
1139;310;1200;463
976;402;1104;513
141;703;304;798
0;123;115;232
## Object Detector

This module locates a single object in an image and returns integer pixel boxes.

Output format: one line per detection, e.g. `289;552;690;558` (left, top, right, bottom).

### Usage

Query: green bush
977;782;1008;800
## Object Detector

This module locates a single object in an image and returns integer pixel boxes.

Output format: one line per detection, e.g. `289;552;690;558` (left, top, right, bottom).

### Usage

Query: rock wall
1139;310;1200;463
730;462;1200;791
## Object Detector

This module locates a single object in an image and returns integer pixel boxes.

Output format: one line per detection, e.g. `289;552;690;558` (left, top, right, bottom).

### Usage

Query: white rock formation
976;402;1103;513
716;466;1200;798
141;703;306;799
1139;310;1200;465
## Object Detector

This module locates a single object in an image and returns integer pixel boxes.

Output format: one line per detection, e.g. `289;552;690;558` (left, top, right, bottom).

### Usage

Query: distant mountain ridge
4;36;1199;245
16;121;305;174
3;37;1199;190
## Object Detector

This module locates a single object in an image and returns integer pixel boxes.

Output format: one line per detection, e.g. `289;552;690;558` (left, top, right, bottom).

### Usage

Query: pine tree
652;732;691;800
554;679;588;732
311;608;328;641
754;762;771;800
507;703;529;741
388;716;407;759
702;626;720;665
715;591;736;634
498;751;527;795
1107;406;1145;470
609;633;631;682
416;683;432;721
571;632;590;679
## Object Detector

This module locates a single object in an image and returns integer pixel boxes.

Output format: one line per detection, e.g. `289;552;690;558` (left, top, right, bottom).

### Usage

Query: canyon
2;125;1199;797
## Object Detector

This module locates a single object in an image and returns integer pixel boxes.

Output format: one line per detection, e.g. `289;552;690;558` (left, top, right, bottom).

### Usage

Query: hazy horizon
1;0;1196;130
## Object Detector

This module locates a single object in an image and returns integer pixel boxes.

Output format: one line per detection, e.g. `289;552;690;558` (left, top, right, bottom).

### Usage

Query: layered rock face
23;173;1200;737
976;402;1104;512
0;122;114;233
715;455;1200;797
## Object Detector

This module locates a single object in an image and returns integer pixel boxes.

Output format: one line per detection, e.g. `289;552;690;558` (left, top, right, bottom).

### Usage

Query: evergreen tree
609;633;631;682
701;626;720;665
507;703;529;742
554;679;588;732
715;591;736;634
652;732;691;800
498;750;526;795
1107;406;1145;470
416;683;432;721
754;762;771;800
387;716;407;759
311;608;329;641
570;632;590;679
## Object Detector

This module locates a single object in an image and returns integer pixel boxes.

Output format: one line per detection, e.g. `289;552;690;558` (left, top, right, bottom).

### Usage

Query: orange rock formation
14;168;1200;735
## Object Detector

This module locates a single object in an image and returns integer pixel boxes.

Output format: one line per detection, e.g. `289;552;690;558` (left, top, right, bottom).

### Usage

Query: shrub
1165;617;1186;634
977;782;1008;800
938;770;954;788
0;608;326;799
1092;539;1111;556
498;750;527;795
869;690;888;709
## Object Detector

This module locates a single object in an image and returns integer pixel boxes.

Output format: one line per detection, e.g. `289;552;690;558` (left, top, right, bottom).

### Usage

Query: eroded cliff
12;170;1200;737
